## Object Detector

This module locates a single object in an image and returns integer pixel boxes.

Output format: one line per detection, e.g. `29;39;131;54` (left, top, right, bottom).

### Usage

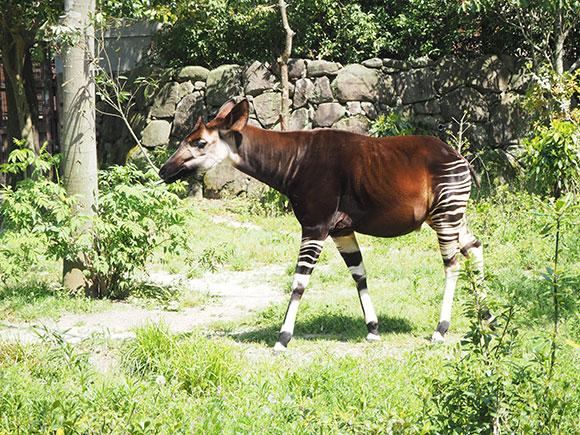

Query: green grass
0;189;579;432
0;279;112;322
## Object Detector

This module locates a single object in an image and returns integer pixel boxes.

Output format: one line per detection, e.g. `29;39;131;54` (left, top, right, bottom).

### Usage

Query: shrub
0;146;189;298
522;118;579;197
370;111;414;137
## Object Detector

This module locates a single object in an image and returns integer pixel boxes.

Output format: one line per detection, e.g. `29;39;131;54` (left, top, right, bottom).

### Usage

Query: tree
277;0;294;130
461;0;579;74
0;0;62;156
60;0;98;294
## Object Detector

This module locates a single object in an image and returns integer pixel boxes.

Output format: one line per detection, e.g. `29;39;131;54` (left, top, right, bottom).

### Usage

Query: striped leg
332;233;380;341
429;162;472;343
273;236;325;352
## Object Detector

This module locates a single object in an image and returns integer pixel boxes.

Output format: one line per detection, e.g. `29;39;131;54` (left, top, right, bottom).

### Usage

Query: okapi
159;98;488;351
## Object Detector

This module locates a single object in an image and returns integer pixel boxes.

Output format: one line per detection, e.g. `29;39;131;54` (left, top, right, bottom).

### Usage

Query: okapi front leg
273;237;325;352
332;233;380;341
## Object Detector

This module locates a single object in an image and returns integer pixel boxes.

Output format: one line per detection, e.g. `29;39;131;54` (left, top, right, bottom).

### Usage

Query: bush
0;146;189;298
370;111;415;137
522;118;579;197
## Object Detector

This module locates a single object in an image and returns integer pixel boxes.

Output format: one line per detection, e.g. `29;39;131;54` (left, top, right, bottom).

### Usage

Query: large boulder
288;58;306;79
177;81;194;101
467;55;511;93
253;92;286;127
172;91;206;138
487;92;528;145
311;76;333;103
293;78;314;108
141;120;172;147
288;108;311;130
332;115;370;134
397;68;436;104
332;64;380;102
243;61;278;96
307;60;341;77
313;102;345;127
205;64;242;106
150;82;179;118
440;87;489;122
177;66;209;82
203;161;257;198
433;57;467;94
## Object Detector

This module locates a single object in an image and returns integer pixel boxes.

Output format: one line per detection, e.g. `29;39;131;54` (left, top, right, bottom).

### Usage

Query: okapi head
159;98;249;183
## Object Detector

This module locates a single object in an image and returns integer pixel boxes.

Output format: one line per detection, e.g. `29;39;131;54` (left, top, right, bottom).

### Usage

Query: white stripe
348;263;365;276
297;260;315;268
281;298;300;333
359;289;378;324
292;273;311;289
439;264;460;323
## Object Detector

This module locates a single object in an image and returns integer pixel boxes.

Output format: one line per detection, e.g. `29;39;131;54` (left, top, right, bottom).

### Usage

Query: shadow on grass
0;281;55;302
229;313;413;346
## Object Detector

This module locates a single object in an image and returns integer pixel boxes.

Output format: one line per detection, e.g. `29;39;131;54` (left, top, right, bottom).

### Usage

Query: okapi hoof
431;331;446;343
366;333;381;342
273;342;288;353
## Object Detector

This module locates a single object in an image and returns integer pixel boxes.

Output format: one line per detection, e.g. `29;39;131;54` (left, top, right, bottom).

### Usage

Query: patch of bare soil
0;265;286;346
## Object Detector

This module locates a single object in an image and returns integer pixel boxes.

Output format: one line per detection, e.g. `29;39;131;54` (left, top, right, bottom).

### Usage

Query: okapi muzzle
159;97;493;352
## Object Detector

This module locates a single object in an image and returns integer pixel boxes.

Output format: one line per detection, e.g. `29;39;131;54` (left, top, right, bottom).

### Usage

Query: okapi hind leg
273;235;325;352
430;219;463;343
332;233;380;341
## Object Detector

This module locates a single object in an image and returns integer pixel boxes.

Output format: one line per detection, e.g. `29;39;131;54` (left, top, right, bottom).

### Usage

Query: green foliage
154;0;282;68
248;187;291;217
198;243;235;272
427;196;578;433
522;118;579;197
0;189;579;432
370;111;415;137
152;0;510;67
0;148;189;299
122;323;241;395
90;165;188;297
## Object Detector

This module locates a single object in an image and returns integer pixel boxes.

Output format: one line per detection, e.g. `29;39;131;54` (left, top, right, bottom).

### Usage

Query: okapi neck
233;125;301;195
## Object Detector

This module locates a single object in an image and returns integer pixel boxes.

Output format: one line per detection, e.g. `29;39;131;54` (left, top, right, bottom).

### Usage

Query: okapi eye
194;139;207;148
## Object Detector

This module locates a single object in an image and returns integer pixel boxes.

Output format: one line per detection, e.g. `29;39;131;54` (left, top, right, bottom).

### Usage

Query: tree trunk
277;0;294;131
61;0;98;296
552;0;565;75
0;26;40;162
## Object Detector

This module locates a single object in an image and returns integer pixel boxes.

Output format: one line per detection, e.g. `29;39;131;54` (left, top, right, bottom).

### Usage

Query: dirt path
0;265;285;344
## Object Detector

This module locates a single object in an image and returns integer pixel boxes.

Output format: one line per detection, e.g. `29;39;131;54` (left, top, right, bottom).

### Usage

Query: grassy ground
0;189;578;433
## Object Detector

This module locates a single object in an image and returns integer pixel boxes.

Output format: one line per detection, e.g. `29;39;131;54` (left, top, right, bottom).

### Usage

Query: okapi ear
222;99;249;132
214;99;237;120
193;116;203;130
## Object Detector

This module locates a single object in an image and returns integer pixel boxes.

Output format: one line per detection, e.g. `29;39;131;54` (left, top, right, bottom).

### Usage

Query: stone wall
99;55;530;197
